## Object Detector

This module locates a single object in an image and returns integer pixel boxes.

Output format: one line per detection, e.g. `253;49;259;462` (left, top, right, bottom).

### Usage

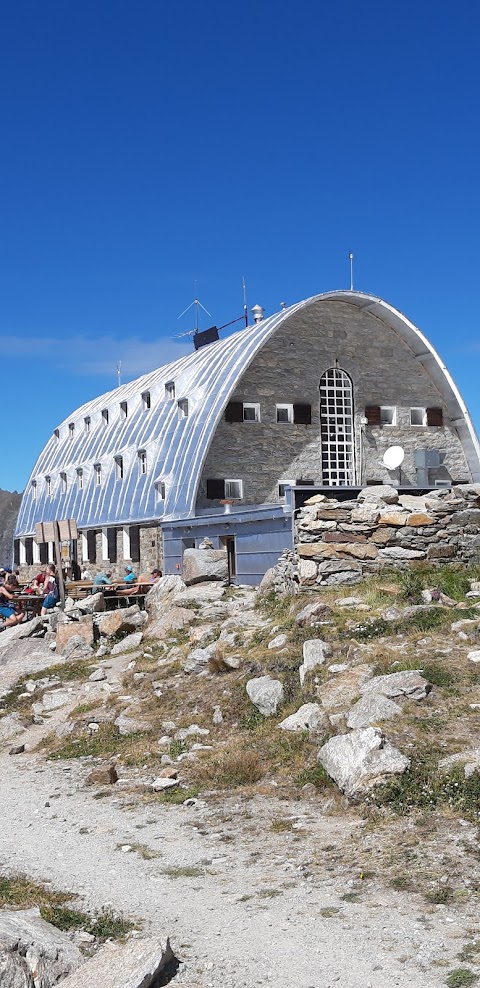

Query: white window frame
142;391;151;410
138;449;147;475
243;402;260;422
60;472;67;494
278;481;293;499
94;463;102;486
101;528;109;562
122;526;131;561
81;531;88;563
54;428;60;442
102;409;109;427
165;381;175;400
276;403;294;424
76;468;83;491
120;401;128;419
178;398;188;418
320;367;355;486
410;407;427;426
33;540;40;565
31;480;37;500
84;416;91;434
225;478;243;499
155;480;166;500
115;455;124;480
45;476;52;497
380;406;397;426
68;422;75;439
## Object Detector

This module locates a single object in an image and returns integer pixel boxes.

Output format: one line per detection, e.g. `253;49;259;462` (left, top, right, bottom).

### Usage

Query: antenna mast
349;251;354;291
243;277;248;327
176;297;212;338
117;361;122;387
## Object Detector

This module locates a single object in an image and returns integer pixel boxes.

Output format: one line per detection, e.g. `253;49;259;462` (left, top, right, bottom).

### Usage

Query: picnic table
12;592;45;617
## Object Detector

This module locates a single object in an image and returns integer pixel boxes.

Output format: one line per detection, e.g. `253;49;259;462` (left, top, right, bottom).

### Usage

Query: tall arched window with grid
319;367;355;485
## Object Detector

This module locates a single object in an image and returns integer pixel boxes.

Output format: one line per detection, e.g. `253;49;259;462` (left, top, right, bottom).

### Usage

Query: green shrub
369;755;480;820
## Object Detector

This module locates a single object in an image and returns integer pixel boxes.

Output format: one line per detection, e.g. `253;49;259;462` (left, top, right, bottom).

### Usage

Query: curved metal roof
15;290;480;536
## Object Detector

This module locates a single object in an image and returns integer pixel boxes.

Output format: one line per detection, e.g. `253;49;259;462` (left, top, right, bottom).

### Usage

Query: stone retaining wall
294;484;480;588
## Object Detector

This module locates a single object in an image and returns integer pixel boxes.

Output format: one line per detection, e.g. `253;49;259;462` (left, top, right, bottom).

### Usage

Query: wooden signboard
58;519;78;541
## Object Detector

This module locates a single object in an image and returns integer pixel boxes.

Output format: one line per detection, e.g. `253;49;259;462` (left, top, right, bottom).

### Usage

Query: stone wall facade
198;301;470;508
293;484;480;588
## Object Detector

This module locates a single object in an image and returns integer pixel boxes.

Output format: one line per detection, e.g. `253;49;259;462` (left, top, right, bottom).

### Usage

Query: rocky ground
1;565;480;987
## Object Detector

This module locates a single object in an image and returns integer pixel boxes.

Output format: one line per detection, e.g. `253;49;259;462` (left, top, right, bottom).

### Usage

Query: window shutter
365;405;381;426
129;525;140;563
40;542;49;564
206;478;226;499
296;478;314;486
25;537;34;566
293;403;312;425
426;407;443;426
107;528;117;563
224;401;243;423
13;539;20;566
87;530;97;563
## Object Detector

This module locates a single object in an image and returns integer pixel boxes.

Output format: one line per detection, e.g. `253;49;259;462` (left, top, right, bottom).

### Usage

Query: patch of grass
194;746;263;789
347;617;392;641
425;885;455;904
445;969;479;987
270;818;294;833
295;763;334;790
390;875;416;892
48;723;146;760
369;754;480;820
459;942;480;964
70;701;100;717
320;906;341;917
258;888;282;898
168;739;187;759
0;874;69;909
41;904;133;939
153;785;199;805
162;865;204;878
341;891;362;903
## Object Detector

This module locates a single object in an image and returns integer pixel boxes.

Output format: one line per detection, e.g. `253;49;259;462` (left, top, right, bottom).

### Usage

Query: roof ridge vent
251;304;265;324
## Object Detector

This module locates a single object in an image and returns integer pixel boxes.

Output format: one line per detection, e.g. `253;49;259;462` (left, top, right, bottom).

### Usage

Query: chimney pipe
251;304;265;324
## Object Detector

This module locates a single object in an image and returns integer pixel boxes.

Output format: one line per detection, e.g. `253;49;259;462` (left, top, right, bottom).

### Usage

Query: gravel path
0;750;466;988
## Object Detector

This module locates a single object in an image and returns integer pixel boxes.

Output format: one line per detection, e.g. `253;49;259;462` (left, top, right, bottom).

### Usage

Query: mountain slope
0;489;22;566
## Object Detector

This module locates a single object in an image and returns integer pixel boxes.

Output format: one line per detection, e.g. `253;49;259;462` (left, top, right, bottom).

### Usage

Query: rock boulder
318;727;409;798
246;676;284;716
182;548;228;585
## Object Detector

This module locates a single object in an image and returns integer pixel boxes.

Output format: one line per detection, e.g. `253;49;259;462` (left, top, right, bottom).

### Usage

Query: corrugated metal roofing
15;290;480;536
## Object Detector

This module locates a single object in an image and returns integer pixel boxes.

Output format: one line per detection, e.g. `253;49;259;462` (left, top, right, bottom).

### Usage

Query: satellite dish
383;445;405;470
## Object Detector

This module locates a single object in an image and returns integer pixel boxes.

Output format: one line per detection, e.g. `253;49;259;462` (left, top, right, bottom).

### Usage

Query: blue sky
1;0;479;491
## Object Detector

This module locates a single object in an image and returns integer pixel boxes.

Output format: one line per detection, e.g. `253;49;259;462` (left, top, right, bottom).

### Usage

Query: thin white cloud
4;334;191;377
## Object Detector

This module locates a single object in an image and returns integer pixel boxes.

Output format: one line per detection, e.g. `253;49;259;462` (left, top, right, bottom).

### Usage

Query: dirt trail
0;749;466;988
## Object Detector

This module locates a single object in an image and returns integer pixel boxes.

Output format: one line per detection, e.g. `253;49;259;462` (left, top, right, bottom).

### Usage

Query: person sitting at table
81;567;93;581
123;565;137;584
151;568;162;583
5;569;19;590
93;570;112;587
0;583;25;627
41;564;59;615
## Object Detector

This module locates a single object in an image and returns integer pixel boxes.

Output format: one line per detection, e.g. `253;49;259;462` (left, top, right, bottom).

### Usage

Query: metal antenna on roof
176;297;212;338
117;361;122;387
349;251;354;291
243;277;248;327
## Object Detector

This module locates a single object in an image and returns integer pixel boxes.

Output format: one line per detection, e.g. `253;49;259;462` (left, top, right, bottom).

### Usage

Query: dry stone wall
293;484;480;588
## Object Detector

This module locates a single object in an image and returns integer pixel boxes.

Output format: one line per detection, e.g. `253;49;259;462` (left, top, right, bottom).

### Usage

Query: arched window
320;367;355;485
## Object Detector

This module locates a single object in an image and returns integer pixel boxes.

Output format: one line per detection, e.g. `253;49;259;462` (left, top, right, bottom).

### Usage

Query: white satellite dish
383;445;405;470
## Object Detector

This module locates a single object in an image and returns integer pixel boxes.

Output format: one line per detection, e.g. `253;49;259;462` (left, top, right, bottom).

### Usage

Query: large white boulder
318;727;409;798
278;703;326;733
361;670;431;702
346;693;403;730
246;676;284;716
299;639;332;686
358;485;399;504
0;908;83;986
182;548;228;585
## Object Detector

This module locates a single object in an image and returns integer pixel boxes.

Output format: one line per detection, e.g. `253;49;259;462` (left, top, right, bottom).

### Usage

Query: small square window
155;480;166;500
102;409;109;427
120;401;127;419
165;381;175;400
94;463;102;486
45;476;51;496
178;398;188;418
142;391;151;410
225;478;243;499
68;422;75;439
84;416;91;434
243;403;260;422
380;406;397;426
76;469;83;491
115;456;124;480
138;450;147;475
276;404;293;424
60;472;67;494
31;480;37;500
278;482;293;498
54;428;60;442
410;407;426;426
